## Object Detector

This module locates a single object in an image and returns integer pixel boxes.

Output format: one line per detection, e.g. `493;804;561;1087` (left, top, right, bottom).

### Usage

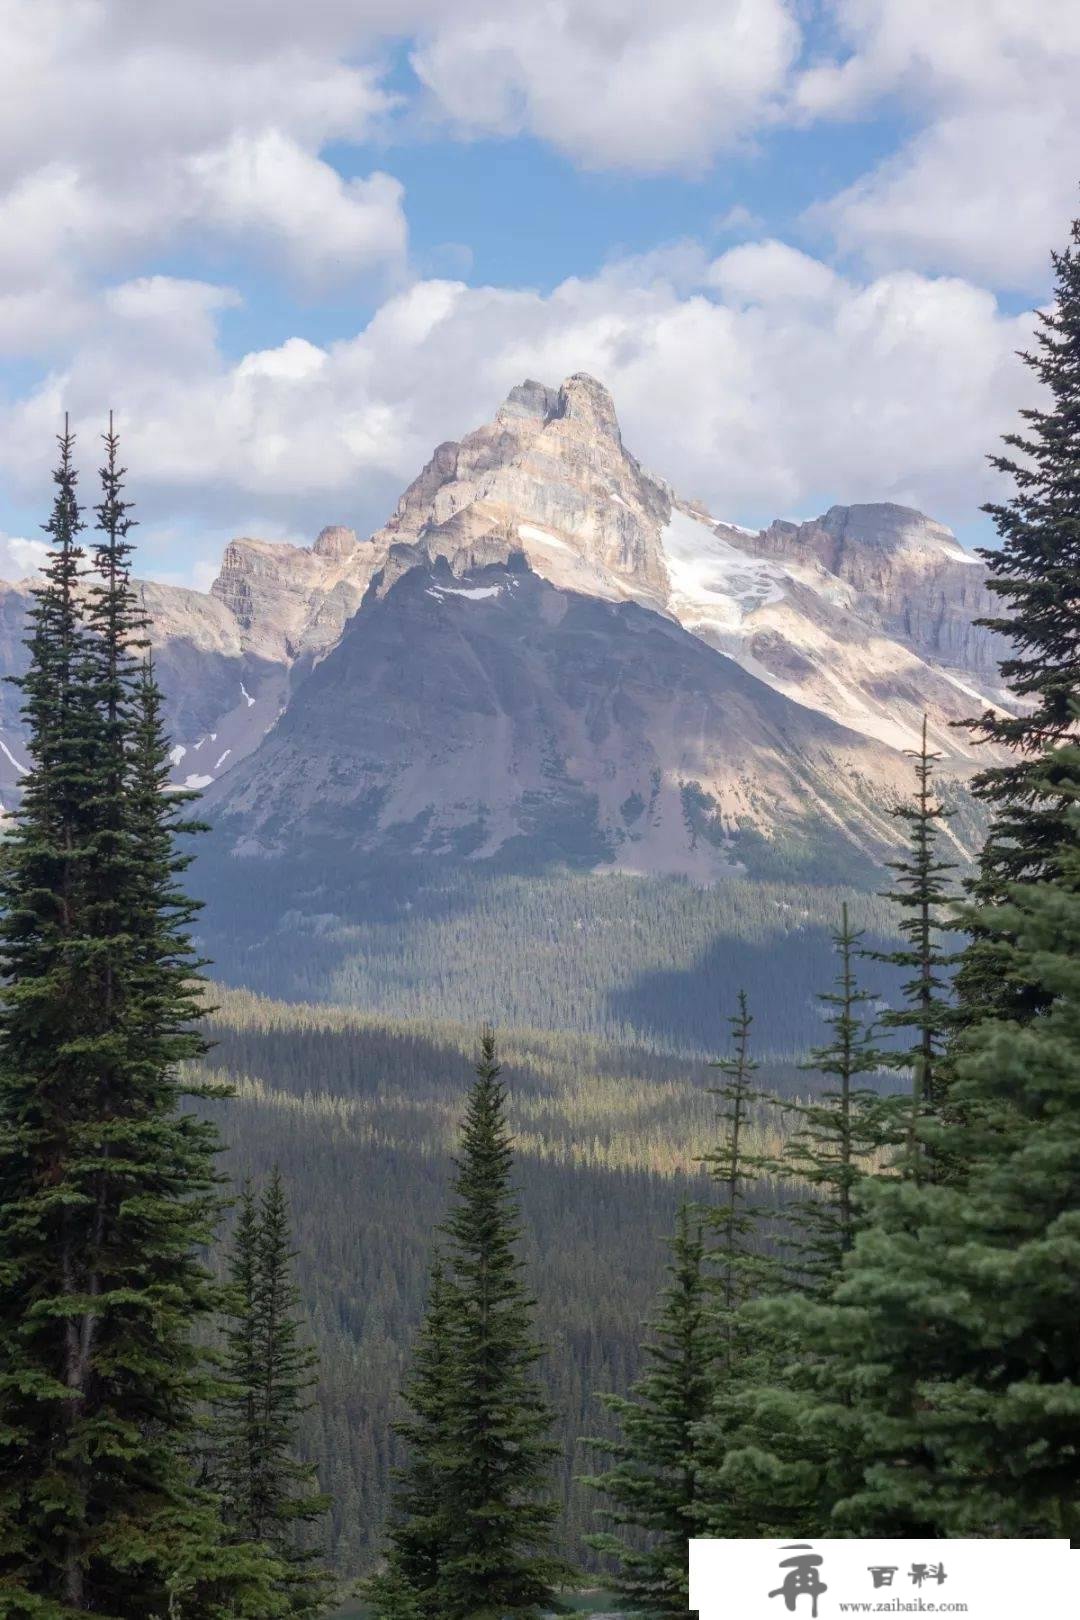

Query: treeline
197;1002;820;1576
196;859;910;1057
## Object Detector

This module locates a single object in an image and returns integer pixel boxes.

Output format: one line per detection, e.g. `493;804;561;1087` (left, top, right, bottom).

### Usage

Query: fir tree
959;213;1080;1016
824;743;1080;1537
368;1254;456;1616
215;1171;332;1616
871;718;958;1116
783;904;889;1288
0;424;280;1617
701;920;889;1538
433;1028;569;1619
583;1209;714;1618
701;991;777;1322
692;993;784;1540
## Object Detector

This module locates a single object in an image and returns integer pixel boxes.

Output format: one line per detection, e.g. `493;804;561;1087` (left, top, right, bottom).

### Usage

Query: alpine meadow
1;6;1079;1618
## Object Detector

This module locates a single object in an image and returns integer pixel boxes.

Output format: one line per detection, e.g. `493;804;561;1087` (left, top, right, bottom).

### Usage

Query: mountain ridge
0;373;1009;889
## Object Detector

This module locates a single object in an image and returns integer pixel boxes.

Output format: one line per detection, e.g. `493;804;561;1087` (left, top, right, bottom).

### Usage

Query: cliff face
0;373;1012;869
751;504;1005;678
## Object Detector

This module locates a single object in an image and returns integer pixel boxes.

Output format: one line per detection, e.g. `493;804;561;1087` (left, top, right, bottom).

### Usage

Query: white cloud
410;0;801;171
0;251;1038;583
800;0;1080;287
0;1;407;317
0;535;48;581
187;133;406;279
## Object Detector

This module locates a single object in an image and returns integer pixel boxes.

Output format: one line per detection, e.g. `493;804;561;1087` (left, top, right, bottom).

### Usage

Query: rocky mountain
0;373;1009;890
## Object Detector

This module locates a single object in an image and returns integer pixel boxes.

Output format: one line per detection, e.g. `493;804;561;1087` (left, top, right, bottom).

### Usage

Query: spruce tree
825;744;1080;1537
583;1209;713;1618
692;992;785;1540
703;920;889;1538
872;717;958;1116
433;1029;569;1619
782;904;888;1289
959;212;1080;1016
215;1171;331;1616
701;991;777;1321
368;1255;456;1616
0;424;280;1617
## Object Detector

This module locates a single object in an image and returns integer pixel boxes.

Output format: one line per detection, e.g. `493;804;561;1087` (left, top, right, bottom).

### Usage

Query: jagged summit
312;524;358;560
0;373;1007;877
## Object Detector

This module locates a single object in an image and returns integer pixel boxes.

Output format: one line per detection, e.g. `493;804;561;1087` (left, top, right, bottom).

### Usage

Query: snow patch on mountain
427;584;503;602
661;509;787;625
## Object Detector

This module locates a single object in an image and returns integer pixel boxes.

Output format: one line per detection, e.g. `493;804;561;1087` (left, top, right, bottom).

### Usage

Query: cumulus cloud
0;0;407;313
0;535;48;580
0;249;1038;584
800;0;1080;287
409;0;801;171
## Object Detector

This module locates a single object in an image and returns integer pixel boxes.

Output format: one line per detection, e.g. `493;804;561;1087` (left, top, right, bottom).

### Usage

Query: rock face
210;555;913;880
750;504;1005;680
0;372;1013;875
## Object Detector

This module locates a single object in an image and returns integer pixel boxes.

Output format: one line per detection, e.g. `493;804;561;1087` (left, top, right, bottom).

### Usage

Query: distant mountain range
0;373;1008;880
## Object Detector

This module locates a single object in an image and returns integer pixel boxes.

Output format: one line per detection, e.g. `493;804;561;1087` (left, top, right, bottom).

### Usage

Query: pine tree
583;1209;714;1618
823;743;1080;1537
0;424;281;1617
701;991;778;1322
691;993;785;1540
958;213;1080;1016
783;904;889;1288
367;1254;456;1616
432;1029;569;1619
215;1171;332;1616
702;921;890;1538
871;718;958;1118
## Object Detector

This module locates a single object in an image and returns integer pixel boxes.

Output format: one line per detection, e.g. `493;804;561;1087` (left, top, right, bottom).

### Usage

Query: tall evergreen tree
701;921;889;1538
214;1171;331;1616
822;744;1080;1537
782;904;888;1289
692;992;785;1541
959;212;1080;1015
583;1209;714;1618
701;991;777;1321
367;1254;456;1617
871;718;958;1117
0;425;280;1617
431;1029;568;1619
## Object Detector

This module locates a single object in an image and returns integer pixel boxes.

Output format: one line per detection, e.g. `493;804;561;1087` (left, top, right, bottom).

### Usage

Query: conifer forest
1;45;1080;1620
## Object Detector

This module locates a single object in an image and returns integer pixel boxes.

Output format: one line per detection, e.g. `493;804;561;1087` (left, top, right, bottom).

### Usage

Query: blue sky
0;1;1074;586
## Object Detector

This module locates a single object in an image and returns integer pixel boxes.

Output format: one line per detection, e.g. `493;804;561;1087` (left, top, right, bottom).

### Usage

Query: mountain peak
819;503;972;562
496;378;560;425
312;524;358;560
554;372;622;442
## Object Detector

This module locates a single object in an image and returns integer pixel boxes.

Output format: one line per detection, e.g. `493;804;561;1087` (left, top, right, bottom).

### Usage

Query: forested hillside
197;990;824;1574
197;869;911;1056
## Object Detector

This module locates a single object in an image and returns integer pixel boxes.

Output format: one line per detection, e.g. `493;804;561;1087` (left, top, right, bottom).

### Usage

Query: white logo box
689;1538;1076;1620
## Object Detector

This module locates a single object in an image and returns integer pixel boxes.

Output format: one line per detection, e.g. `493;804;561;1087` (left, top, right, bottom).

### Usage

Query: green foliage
213;1171;333;1614
827;751;1080;1537
693;919;892;1540
870;716;959;1119
960;212;1080;1018
582;1210;715;1618
195;858;908;1057
196;986;824;1573
367;1255;454;1610
0;426;279;1617
374;1031;571;1618
782;905;891;1290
